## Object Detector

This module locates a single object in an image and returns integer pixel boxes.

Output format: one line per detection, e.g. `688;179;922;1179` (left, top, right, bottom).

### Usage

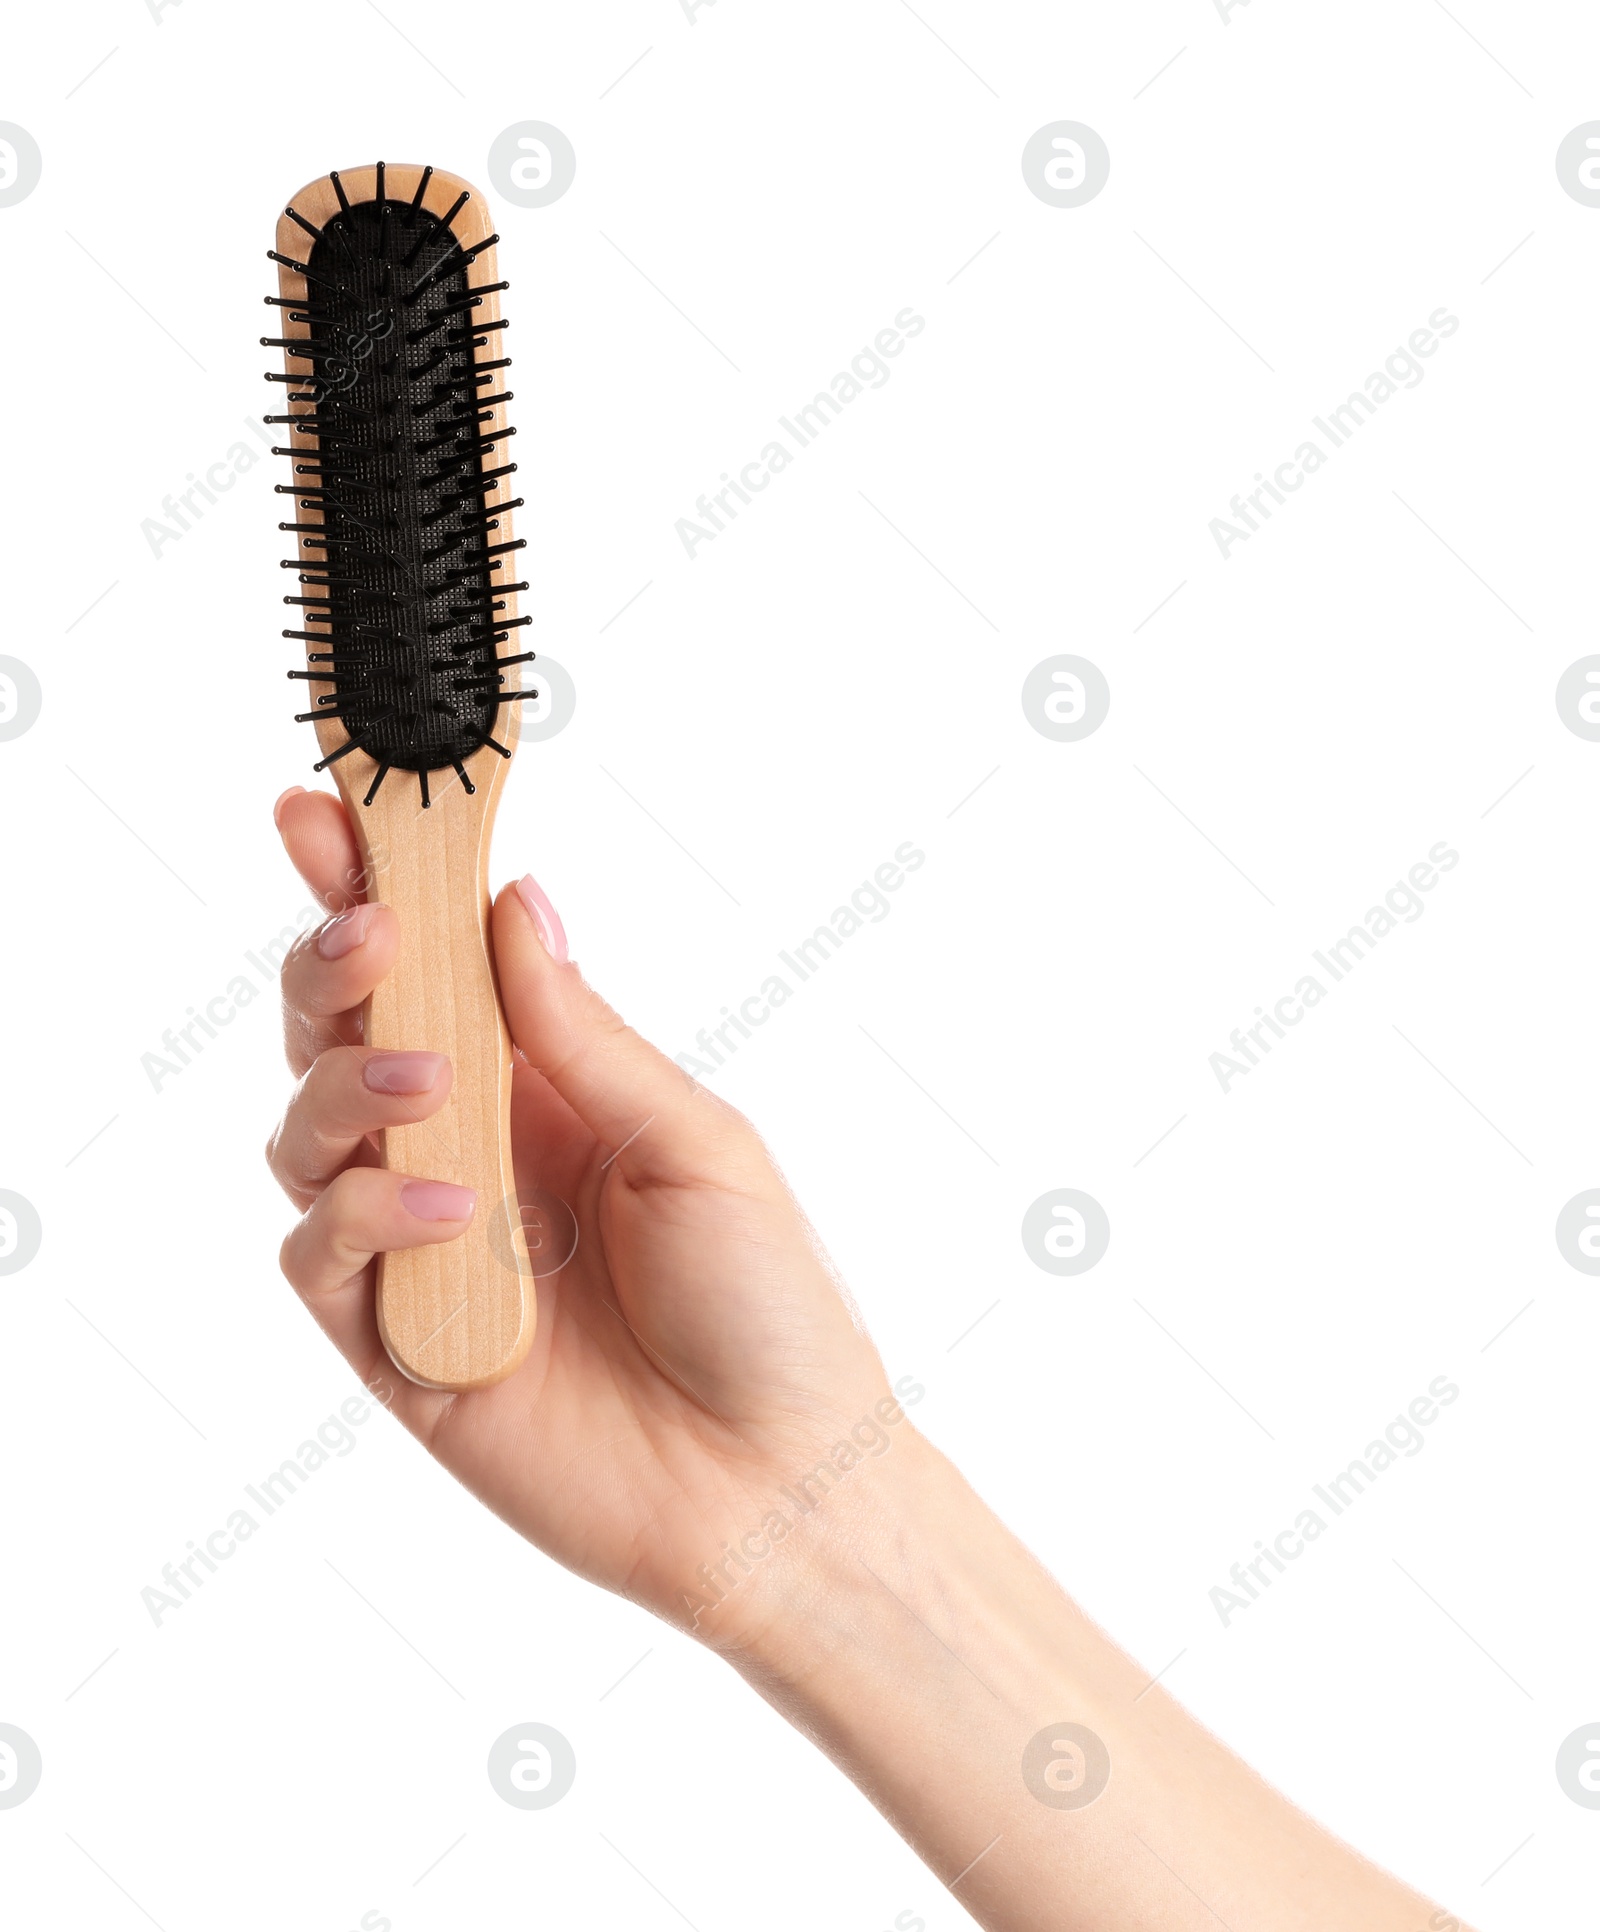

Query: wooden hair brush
266;162;535;1390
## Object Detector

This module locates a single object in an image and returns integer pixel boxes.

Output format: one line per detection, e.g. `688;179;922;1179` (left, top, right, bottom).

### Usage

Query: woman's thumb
490;875;735;1186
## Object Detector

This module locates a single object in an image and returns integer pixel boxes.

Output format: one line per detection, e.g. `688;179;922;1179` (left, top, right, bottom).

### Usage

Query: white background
2;1;1596;1926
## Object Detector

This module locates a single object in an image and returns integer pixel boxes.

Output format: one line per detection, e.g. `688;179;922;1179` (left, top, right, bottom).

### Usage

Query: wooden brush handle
351;771;534;1389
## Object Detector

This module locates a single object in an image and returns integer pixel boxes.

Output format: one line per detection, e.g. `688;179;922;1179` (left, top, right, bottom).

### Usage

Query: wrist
722;1430;1083;1704
684;1409;961;1678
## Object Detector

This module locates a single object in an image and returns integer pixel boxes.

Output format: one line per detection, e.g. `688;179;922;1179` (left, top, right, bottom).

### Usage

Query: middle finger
267;1044;454;1206
279;901;400;1075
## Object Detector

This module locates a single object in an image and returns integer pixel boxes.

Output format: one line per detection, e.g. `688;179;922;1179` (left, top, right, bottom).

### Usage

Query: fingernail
273;786;306;829
364;1051;447;1096
317;904;376;959
515;874;568;963
401;1180;476;1222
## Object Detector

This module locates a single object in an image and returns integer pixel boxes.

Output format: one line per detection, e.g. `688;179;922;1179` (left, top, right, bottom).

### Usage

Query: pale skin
268;785;1470;1932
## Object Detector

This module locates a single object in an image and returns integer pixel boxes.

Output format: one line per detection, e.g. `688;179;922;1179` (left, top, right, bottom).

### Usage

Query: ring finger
279;1164;477;1304
267;1045;454;1207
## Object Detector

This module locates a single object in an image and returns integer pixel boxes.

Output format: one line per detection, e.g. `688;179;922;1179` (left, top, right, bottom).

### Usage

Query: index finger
273;787;387;1073
274;786;368;912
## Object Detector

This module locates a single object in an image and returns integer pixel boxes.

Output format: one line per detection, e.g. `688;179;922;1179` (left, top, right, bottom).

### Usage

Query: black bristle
266;249;345;293
267;167;525;795
407;232;498;303
313;737;365;771
404;188;469;267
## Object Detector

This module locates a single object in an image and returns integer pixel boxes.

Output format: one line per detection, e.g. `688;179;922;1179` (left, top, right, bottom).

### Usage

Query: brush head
267;164;531;808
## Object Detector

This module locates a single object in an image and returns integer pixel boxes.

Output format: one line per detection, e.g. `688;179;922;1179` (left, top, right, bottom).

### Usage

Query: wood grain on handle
355;771;533;1389
274;163;535;1388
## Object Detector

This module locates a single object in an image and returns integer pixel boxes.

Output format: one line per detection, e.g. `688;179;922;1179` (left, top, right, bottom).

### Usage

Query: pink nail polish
364;1051;447;1095
515;874;568;963
318;904;375;959
400;1180;476;1222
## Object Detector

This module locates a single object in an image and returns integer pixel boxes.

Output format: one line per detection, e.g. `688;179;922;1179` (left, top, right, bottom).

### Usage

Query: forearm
706;1429;1458;1932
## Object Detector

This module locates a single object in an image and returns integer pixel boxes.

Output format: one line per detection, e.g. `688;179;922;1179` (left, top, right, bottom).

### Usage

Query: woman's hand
266;786;910;1652
266;785;1466;1932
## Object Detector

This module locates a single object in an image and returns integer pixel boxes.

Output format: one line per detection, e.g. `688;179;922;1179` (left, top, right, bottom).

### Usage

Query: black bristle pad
281;190;516;784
